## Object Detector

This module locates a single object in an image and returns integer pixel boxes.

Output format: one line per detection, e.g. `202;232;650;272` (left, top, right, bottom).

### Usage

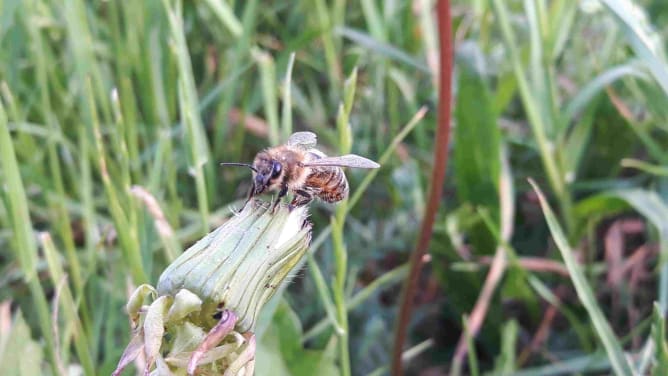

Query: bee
221;131;380;208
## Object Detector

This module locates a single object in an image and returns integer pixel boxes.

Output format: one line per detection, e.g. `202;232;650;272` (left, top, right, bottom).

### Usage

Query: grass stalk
346;106;428;214
491;0;574;234
306;253;344;336
213;0;259;156
463;317;480;376
331;211;351;376
531;180;633;375
86;80;147;283
41;233;95;375
328;67;361;376
302;106;427;352
24;0;85;299
314;0;343;85
202;0;243;37
303;263;408;342
77;124;98;278
281;52;296;142
253;48;280;146
0;101;58;374
163;0;211;235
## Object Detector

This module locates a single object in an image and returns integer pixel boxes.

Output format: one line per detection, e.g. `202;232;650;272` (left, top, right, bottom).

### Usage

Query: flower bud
157;200;311;332
114;201;312;375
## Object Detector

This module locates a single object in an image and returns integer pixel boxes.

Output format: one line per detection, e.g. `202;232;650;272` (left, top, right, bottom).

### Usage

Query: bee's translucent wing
302;154;380;169
287;131;317;149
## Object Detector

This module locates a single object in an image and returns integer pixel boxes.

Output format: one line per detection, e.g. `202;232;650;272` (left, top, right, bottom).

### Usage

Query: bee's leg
244;182;256;207
272;185;288;211
290;189;313;209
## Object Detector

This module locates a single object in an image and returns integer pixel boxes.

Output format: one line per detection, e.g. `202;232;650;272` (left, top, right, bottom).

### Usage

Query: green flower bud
113;201;312;376
157;200;311;332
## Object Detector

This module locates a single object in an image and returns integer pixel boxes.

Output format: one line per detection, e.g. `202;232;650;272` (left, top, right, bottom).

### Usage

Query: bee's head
252;152;283;195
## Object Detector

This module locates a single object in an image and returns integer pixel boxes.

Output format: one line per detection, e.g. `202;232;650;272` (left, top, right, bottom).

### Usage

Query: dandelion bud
113;201;311;375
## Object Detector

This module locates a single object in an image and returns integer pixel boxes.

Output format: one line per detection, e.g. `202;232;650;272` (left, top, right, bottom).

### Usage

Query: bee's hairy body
221;131;378;209
252;145;349;207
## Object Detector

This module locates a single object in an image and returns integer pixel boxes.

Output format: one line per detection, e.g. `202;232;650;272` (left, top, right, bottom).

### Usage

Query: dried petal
187;310;237;375
165;289;202;323
143;296;172;372
111;331;144;376
126;284;157;326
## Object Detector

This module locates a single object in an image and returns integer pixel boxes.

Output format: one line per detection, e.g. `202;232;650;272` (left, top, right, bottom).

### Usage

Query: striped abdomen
304;165;349;203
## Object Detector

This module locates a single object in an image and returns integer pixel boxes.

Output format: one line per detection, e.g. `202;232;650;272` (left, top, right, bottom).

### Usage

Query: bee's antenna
219;162;258;173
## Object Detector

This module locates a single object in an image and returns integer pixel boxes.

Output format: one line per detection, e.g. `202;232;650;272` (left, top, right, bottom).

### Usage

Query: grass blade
303;263;408;343
564;62;650;120
281;52;296;142
163;0;211;234
313;0;342;85
463;317;480;376
202;0;242;37
530;180;633;376
601;0;668;98
336;27;430;73
651;303;668;375
87;80;147;284
492;0;572;233
40;233;95;375
253;48;280;146
347;106;428;213
0;101;58;374
306;253;344;336
453;61;501;253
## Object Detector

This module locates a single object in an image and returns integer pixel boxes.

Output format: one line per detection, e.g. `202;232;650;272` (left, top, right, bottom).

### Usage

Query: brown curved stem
391;0;453;374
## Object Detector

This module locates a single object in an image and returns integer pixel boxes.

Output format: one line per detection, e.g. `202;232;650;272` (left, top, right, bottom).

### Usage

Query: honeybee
221;131;380;208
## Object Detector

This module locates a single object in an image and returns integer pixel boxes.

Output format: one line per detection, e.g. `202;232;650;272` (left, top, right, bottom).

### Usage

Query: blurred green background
2;0;668;375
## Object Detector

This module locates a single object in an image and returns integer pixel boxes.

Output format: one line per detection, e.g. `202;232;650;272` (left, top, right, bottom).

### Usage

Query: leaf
256;301;338;376
335;27;430;73
511;352;610;376
252;48;279;146
601;0;668;98
453;61;501;254
281;52;296;142
577;100;638;180
256;331;291;376
0;308;45;376
492;320;518;375
651;303;668;375
201;0;242;37
530;180;634;376
564;62;650;120
622;158;668;177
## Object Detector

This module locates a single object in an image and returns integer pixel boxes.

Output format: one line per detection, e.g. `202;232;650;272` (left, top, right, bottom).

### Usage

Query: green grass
1;0;668;375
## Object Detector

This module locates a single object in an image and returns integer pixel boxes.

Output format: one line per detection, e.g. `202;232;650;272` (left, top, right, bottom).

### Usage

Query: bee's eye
271;162;282;178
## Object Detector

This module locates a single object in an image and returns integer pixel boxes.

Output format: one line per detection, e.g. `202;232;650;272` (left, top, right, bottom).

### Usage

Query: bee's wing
287;131;317;149
301;154;380;169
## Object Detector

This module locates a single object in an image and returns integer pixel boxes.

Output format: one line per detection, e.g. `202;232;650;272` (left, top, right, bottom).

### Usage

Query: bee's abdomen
307;167;349;203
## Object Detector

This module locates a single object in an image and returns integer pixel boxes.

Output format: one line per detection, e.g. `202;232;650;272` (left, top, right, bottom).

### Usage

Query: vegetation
1;0;668;375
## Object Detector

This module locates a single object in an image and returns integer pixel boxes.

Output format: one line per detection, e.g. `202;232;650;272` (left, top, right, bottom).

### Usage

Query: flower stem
331;202;351;376
391;0;453;374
